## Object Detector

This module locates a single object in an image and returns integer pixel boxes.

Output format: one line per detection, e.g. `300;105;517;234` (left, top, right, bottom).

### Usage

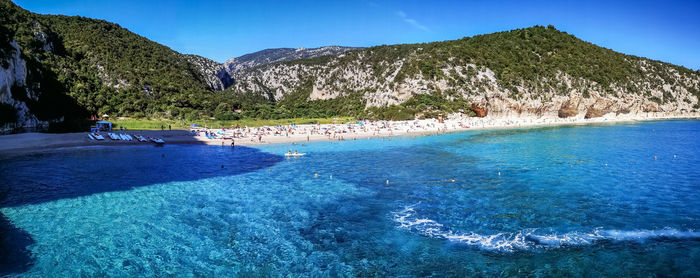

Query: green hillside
1;0;234;129
242;25;699;120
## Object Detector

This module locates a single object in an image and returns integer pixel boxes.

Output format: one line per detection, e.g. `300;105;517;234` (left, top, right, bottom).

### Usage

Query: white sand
1;112;698;156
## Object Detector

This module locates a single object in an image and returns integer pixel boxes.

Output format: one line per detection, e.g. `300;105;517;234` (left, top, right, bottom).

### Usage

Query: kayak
150;137;165;144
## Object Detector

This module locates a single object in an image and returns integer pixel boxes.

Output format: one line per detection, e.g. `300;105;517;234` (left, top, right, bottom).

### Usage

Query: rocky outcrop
584;107;610;119
558;99;579;118
471;103;488;117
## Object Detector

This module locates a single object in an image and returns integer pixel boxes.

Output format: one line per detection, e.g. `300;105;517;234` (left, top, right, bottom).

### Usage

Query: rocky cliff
183;54;233;90
0;40;45;130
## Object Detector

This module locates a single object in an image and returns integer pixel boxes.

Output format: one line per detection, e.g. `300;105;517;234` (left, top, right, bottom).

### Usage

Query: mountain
187;46;360;91
228;25;700;120
223;46;361;75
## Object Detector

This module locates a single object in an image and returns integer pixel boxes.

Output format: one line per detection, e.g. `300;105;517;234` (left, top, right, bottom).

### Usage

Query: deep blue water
1;120;699;276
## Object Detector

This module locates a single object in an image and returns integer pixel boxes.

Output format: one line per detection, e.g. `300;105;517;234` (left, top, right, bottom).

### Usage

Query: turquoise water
1;120;699;276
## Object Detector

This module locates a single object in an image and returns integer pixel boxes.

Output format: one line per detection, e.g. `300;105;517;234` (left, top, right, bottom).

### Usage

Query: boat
150;137;165;145
135;135;147;142
92;132;105;140
285;153;306;157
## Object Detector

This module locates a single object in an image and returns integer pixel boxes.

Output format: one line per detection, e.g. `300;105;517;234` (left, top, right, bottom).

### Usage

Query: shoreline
1;114;698;157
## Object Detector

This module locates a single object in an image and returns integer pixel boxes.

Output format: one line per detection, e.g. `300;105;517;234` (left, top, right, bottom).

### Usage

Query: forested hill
230;25;700;119
1;0;231;130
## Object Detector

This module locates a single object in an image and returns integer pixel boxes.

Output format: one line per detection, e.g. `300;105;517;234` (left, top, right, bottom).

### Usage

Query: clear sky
11;0;700;69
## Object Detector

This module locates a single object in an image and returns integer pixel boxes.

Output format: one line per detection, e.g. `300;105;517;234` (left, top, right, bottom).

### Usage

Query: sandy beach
1;112;698;156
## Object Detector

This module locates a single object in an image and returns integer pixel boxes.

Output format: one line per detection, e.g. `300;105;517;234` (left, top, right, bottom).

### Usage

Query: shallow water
1;120;699;276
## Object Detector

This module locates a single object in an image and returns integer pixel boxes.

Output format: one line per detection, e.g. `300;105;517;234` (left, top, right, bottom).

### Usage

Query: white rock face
0;40;46;130
183;54;233;90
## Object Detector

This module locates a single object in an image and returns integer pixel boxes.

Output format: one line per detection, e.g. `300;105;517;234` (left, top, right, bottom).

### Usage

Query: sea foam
393;205;700;252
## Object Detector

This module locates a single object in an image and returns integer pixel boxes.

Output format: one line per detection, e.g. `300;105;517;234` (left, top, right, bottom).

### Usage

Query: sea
1;120;699;276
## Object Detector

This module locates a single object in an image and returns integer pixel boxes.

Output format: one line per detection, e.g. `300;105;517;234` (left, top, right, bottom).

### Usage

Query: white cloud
396;10;429;31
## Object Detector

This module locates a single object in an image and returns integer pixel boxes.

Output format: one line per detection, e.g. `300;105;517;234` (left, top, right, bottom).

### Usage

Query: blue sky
12;0;700;69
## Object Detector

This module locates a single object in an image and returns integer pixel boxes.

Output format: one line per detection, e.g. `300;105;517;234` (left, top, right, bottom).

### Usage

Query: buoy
314;173;318;178
386;179;390;185
498;171;501;176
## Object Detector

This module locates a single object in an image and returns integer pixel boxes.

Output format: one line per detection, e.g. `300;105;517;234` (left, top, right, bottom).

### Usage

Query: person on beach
231;139;235;147
161;125;164;131
168;125;171;131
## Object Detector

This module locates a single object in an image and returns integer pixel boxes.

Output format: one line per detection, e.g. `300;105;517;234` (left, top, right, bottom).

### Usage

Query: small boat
92;133;105;140
135;135;147;142
108;133;119;140
150;137;165;145
285;153;306;157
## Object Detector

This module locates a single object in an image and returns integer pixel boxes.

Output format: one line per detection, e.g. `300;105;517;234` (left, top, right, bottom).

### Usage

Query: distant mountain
223;46;361;75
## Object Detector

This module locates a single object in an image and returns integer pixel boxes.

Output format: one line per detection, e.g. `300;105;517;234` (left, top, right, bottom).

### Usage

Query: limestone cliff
0;40;46;131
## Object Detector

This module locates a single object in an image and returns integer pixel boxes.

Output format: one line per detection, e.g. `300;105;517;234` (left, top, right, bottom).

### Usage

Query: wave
392;205;700;252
